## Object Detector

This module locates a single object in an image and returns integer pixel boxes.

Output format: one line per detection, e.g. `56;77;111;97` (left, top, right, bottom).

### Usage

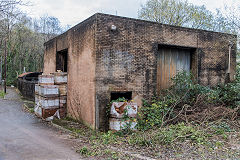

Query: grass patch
22;100;35;113
0;91;6;98
29;108;34;113
76;146;96;157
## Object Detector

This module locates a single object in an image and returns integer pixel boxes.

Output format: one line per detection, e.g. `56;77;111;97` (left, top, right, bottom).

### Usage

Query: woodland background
0;0;239;85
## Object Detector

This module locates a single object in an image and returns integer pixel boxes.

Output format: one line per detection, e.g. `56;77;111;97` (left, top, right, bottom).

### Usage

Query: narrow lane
0;88;81;160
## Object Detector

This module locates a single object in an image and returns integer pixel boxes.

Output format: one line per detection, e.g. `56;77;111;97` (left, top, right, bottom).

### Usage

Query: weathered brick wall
94;13;236;130
43;38;57;74
56;32;68;52
197;32;236;85
44;13;236;130
43;15;97;129
67;16;96;129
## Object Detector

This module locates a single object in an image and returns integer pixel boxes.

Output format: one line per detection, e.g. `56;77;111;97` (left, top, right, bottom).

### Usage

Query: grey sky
20;0;240;27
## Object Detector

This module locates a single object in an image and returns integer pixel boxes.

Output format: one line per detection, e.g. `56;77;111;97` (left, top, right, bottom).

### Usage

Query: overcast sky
19;0;240;27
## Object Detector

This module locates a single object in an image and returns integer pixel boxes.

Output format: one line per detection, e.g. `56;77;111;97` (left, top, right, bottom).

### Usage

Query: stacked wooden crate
34;75;59;119
34;73;67;119
51;72;67;118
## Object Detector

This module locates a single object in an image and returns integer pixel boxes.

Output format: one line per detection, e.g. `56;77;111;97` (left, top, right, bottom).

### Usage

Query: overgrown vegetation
137;69;240;130
53;118;240;159
52;66;240;159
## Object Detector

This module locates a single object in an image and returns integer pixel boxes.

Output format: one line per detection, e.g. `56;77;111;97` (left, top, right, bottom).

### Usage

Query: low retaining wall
17;72;42;101
17;79;37;100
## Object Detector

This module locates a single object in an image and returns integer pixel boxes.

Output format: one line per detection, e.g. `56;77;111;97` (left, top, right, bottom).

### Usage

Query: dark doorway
56;49;68;72
110;91;132;101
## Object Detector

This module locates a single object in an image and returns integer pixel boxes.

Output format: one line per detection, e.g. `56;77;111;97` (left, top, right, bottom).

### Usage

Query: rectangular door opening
56;49;68;72
157;45;193;92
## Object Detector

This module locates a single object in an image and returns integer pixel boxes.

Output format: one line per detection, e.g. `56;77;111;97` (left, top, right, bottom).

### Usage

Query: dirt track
0;88;81;160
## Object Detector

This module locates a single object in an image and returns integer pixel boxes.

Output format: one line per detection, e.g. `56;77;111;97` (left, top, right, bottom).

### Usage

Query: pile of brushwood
137;68;240;131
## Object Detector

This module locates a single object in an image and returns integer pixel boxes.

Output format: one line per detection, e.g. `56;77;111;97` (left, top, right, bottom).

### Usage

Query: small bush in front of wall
215;64;240;108
215;83;240;108
137;98;174;130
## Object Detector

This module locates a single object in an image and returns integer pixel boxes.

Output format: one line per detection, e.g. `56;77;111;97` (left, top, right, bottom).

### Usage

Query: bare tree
0;0;24;15
0;0;68;86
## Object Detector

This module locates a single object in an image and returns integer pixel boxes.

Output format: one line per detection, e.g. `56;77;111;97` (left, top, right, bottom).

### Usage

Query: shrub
215;83;240;108
137;69;240;130
215;65;240;108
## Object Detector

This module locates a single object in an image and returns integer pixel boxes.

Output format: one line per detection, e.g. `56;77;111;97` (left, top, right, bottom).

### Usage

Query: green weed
155;123;208;145
76;146;96;157
0;91;5;98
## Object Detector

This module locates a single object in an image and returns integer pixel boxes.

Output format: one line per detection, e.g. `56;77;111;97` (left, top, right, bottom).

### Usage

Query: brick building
43;13;237;130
